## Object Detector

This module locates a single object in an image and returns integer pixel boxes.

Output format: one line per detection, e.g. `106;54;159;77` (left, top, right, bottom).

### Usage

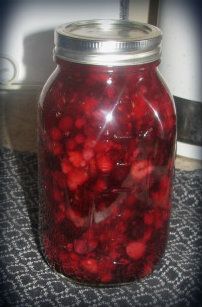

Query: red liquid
38;60;176;285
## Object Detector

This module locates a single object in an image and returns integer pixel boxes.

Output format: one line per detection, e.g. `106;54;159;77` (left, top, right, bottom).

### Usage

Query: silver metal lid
54;19;162;66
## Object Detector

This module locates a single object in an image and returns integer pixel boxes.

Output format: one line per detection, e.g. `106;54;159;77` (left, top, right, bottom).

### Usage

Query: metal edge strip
175;95;202;146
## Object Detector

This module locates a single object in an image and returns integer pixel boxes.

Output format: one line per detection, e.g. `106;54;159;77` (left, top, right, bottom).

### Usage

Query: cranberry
75;117;86;129
65;138;77;151
95;140;114;153
58;116;73;132
54;203;66;223
52;188;64;202
144;211;154;225
74;239;88;254
94;179;107;192
81;258;98;274
96;154;113;173
75;134;85;144
130;160;154;180
106;86;116;99
100;272;112;283
83;148;94;161
50;127;62;141
66;169;88;190
151;176;170;207
61;158;72;174
89;159;97;176
126;241;146;260
53;171;66;188
51;142;63;156
39;60;176;285
68;151;86;168
84;137;96;149
66;207;85;228
82;97;97;115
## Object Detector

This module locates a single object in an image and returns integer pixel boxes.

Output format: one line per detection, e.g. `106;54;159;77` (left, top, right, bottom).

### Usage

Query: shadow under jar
38;20;176;286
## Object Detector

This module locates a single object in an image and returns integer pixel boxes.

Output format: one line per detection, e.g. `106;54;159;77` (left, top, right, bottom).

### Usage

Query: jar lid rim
54;19;162;66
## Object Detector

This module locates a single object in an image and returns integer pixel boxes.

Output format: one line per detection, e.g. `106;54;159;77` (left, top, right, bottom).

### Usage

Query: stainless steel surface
175;96;202;146
54;19;162;66
120;0;129;20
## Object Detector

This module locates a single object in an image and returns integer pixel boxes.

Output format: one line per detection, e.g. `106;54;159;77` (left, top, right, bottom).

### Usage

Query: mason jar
38;19;176;285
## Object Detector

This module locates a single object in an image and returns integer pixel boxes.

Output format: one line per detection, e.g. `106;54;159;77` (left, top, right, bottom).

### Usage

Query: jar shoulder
39;65;176;133
38;67;60;107
40;66;174;104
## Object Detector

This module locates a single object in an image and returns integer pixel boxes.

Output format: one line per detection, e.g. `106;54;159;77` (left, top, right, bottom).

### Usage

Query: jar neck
55;58;160;74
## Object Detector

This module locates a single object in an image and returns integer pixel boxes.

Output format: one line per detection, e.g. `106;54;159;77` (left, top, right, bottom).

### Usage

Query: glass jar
38;20;176;285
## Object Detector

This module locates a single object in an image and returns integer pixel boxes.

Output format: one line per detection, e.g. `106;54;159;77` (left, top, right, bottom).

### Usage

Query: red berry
100;273;112;283
58;250;68;264
84;138;96;149
151;176;170;207
66;169;88;190
75;117;86;129
97;202;106;211
98;258;113;282
130;160;153;180
74;239;88;254
53;171;66;188
59;202;66;212
84;126;96;137
83;148;94;161
50;127;62;141
143;227;153;242
154;210;166;229
132;95;148;120
54;202;66;223
89;159;97;176
127;194;137;207
69;252;79;266
65;138;77;151
144;211;154;225
96;154;113;173
51;142;63;156
132;148;140;160
75;134;85;144
61;158;72;174
58;116;73;132
95;140;114;153
79;230;98;252
81;258;98;274
52;188;64;202
106;86;116;99
82;97;97;114
94;179;107;192
122;209;132;220
126;241;146;260
68;151;85;168
66;208;85;227
66;243;73;252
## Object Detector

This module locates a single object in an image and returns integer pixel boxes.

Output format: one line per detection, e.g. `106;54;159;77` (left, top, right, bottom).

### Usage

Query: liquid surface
38;61;176;285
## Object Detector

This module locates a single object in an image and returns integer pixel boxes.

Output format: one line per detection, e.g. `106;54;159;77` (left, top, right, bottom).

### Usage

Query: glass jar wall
38;20;176;285
38;21;176;285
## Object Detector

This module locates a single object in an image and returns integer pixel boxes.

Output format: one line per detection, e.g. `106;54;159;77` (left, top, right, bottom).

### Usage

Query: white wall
158;0;202;102
1;0;120;85
128;0;150;23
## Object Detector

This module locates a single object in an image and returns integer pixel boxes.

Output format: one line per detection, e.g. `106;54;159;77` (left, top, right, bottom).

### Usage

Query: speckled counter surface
0;88;202;170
